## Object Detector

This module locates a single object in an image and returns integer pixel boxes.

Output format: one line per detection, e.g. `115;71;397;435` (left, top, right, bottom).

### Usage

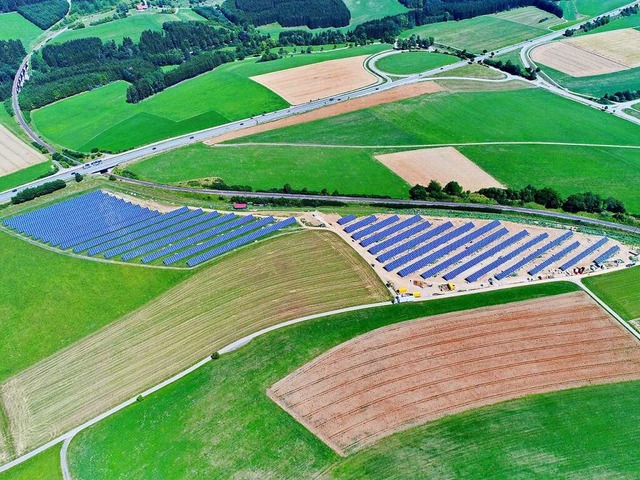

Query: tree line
0;39;25;101
11;179;66;204
20;20;272;109
221;0;351;29
0;0;68;29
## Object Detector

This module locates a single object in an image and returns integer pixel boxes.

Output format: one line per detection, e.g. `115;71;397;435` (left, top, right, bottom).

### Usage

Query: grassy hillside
401;14;547;53
583;266;640;321
31;44;387;152
0;228;190;381
375;52;458;75
1;230;389;456
64;282;632;480
0;13;42;46
126;143;410;197
53;11;204;45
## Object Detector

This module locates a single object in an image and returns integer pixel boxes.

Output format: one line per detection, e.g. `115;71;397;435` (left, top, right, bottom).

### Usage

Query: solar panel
344;215;377;233
465;233;549;282
360;215;421;248
528;241;581;276
337;214;356;225
185;217;296;267
383;222;474;271
368;220;433;255
397;221;503;277
495;231;574;280
594;246;620;266
420;227;509;278
442;230;529;281
559;237;609;271
352;215;399;240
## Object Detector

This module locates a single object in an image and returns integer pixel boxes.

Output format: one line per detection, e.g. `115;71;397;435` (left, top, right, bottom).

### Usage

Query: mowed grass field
53;10;204;45
126;143;410;197
400;12;548;53
375;52;458;75
582;12;640;34
0;13;42;46
539;63;640;98
0;162;54;193
0;228;190;383
573;0;632;16
61;281;640;480
0;445;60;480
31;44;388;152
583;266;640;321
232;88;640;211
0;230;389;457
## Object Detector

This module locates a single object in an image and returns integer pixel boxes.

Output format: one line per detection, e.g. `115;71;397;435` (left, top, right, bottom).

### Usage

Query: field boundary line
0;300;390;475
216;141;640;149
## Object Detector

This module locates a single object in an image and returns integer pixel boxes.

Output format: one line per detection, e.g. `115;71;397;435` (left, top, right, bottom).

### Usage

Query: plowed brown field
268;292;640;455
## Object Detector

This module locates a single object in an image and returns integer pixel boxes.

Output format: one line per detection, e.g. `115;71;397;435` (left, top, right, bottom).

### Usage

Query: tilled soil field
268;292;640;455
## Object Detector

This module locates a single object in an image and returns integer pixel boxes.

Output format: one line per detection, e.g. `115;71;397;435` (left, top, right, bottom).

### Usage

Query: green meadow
0;162;55;193
0;227;190;380
540;64;640;98
583;266;640;321
54;10;204;45
375;52;458;75
31;44;388;152
0;12;42;47
126;143;410;197
401;13;547;53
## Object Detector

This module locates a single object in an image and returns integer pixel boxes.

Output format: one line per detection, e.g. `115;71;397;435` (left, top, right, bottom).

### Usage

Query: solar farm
2;190;297;267
333;213;628;296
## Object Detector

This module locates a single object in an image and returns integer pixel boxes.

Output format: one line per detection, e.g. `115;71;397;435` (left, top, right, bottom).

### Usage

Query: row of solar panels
3;191;296;267
338;214;616;282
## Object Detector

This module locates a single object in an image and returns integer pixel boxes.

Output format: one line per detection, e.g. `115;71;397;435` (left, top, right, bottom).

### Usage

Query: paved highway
116;176;640;235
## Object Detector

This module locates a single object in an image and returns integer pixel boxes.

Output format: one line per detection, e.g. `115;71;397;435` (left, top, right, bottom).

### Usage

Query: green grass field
0;12;42;47
126;143;410;197
0;228;190;381
233;88;640;212
0;162;55;194
31;44;388;152
64;281;640;480
540;63;640;98
459;144;640;213
558;0;580;20
0;444;60;480
583;266;640;321
574;0;632;16
494;6;566;29
375;52;458;75
401;13;547;53
54;11;203;44
582;13;640;33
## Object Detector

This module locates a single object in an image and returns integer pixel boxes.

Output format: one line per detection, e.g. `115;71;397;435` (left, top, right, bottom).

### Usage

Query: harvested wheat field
250;55;378;105
268;292;640;456
0;125;46;176
376;147;504;191
0;230;389;455
531;29;640;77
206;82;443;145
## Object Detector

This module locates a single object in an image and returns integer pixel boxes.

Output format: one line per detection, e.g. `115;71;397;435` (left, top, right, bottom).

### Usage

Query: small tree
74;173;83;182
443;181;463;197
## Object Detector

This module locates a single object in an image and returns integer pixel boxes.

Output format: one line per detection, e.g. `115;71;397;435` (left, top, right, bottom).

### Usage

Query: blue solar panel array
398;221;503;277
443;230;529;281
352;215;399;241
559;237;609;271
376;222;451;263
465;233;549;283
420;227;509;278
528;241;580;276
360;215;421;248
594;246;620;266
495;231;574;280
344;215;376;233
3;190;296;268
368;220;433;255
337;214;356;225
384;222;475;272
186;218;296;267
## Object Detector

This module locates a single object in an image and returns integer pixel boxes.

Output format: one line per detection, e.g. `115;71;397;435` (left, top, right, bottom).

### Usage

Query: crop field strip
338;215;618;283
2;191;295;267
0;229;389;456
268;292;640;455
